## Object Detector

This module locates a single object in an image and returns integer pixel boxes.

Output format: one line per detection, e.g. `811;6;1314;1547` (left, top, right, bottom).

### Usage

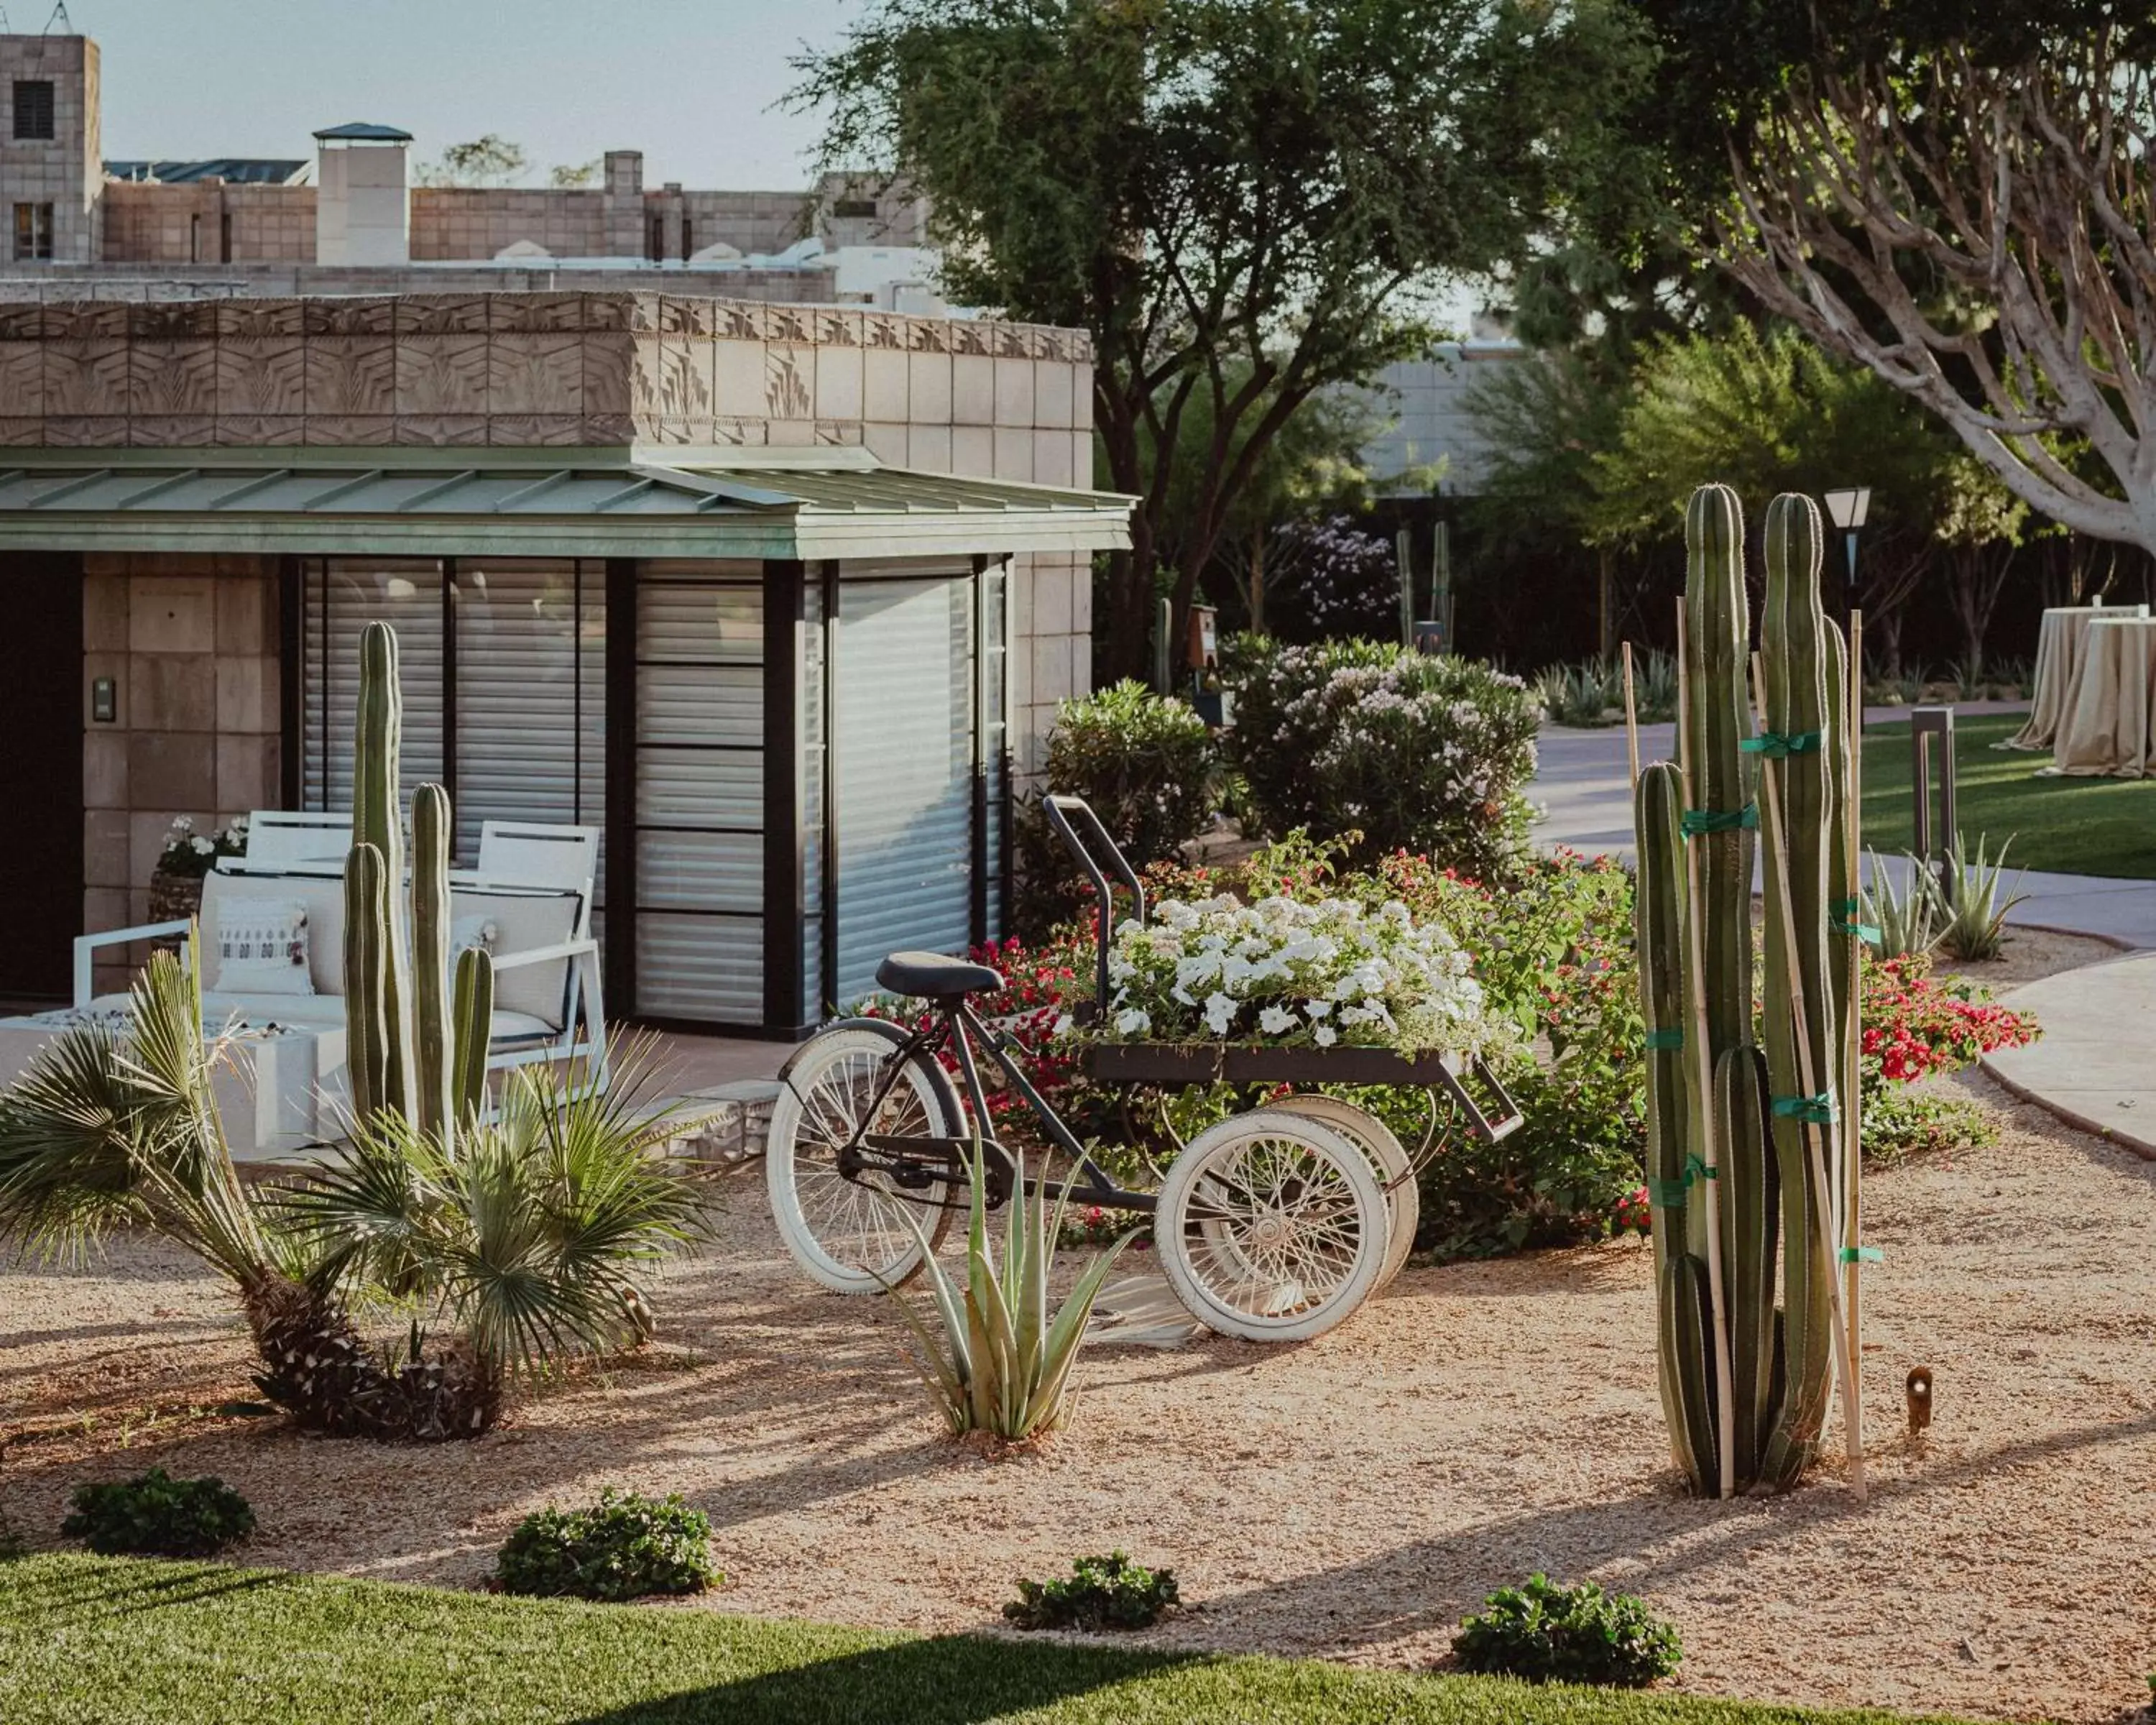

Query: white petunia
1314;1024;1337;1046
1114;1007;1151;1036
1259;1006;1296;1035
1202;992;1236;1036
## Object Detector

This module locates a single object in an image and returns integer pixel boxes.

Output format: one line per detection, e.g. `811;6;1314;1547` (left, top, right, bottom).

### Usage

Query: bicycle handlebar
1041;794;1144;1018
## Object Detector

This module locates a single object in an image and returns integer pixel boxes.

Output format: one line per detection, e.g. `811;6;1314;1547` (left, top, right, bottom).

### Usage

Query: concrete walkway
1531;707;2156;1161
1533;707;2156;947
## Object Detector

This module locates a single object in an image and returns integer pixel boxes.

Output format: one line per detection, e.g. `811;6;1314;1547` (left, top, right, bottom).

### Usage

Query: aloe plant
1861;852;1943;959
342;622;494;1141
885;1141;1135;1440
1634;486;1861;1496
1935;833;2028;962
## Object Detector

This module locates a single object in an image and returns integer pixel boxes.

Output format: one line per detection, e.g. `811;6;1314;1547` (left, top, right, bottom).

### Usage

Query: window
11;80;53;141
220;211;232;264
831;199;877;219
11;203;52;262
189;213;201;264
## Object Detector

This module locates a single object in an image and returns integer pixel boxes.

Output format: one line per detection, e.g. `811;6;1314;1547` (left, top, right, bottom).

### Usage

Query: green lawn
1861;712;2156;878
0;1552;1963;1725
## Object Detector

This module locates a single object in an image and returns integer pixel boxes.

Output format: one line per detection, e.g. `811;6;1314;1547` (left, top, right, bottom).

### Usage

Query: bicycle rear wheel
766;1019;964;1294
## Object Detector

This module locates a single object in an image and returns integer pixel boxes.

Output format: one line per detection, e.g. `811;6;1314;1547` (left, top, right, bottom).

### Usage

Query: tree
415;134;531;188
1935;460;2031;679
550;159;602;188
1145;367;1407;634
793;0;1654;678
1587;323;2023;673
1718;12;2156;557
1465;350;1636;656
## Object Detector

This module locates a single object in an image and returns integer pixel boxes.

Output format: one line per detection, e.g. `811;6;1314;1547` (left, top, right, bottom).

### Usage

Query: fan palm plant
0;953;703;1440
285;1046;703;1380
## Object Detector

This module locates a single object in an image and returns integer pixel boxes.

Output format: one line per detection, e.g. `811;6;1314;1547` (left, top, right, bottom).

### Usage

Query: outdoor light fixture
1823;486;1871;588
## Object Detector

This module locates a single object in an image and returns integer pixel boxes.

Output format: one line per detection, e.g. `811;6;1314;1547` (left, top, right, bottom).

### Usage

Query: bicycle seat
875;951;1005;1000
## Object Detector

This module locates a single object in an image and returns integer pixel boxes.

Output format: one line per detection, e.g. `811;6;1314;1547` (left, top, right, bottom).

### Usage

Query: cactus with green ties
1632;486;1863;1497
343;621;494;1139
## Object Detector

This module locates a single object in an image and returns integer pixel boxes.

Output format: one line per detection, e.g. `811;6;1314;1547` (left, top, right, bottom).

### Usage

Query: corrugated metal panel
633;913;763;1021
982;564;1010;939
832;571;975;1006
303;559;446;816
802;577;826;1015
633;566;764;1026
451;561;605;860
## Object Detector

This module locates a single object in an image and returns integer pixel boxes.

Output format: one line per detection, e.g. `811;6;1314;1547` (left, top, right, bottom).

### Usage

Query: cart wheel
1270;1095;1417;1289
1156;1108;1388;1343
767;1020;963;1295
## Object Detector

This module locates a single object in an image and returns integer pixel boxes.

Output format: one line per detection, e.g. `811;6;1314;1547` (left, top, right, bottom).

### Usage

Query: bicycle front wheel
766;1018;964;1294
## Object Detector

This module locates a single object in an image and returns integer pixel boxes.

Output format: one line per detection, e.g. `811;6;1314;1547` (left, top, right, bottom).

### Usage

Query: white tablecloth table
2047;616;2156;778
2004;603;2149;752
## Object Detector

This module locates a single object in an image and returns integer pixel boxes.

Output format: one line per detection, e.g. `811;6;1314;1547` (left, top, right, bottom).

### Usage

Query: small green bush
62;1469;254;1558
1004;1552;1179;1631
494;1489;719;1602
1220;636;1540;875
1861;1083;1998;1166
1451;1573;1680;1688
1013;681;1222;937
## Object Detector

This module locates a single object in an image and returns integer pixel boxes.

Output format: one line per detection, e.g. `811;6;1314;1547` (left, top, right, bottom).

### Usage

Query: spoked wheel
766;1019;964;1294
1156;1108;1388;1343
1270;1094;1418;1289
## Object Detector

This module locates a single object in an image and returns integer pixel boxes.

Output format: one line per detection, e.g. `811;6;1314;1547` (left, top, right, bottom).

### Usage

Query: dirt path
1;932;2150;1722
5;1072;2152;1722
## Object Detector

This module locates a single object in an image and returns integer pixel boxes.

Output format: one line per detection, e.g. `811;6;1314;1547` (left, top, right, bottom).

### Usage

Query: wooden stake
1843;612;1866;1471
1750;650;1868;1499
1621;640;1642;786
1676;602;1738;1501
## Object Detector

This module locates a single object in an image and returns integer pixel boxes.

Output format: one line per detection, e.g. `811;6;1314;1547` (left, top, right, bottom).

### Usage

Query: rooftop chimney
314;121;413;265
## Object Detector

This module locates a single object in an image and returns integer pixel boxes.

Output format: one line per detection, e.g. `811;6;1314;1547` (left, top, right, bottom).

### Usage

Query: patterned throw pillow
210;898;313;997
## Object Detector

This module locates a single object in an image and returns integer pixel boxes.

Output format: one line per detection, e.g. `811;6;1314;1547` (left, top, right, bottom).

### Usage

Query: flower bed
1095;892;1515;1064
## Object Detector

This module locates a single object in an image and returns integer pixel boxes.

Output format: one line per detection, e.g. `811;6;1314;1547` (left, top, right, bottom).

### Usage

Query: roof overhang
0;446;1133;561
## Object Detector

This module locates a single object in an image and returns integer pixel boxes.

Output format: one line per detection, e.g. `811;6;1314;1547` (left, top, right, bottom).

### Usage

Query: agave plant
1531;659;1621;728
1861;852;1944;960
885;1140;1134;1440
1934;833;2029;963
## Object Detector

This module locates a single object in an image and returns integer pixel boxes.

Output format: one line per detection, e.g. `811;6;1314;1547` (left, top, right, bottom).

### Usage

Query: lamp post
1823;487;1871;627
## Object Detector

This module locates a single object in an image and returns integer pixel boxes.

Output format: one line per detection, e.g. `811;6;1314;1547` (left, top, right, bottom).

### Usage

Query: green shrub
62;1469;254;1557
1013;681;1222;938
1451;1574;1680;1688
1004;1552;1179;1631
1220;637;1539;875
494;1489;719;1602
1861;1083;1998;1166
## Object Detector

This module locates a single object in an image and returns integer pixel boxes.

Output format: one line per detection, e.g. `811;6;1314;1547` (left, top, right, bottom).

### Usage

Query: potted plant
147;815;249;924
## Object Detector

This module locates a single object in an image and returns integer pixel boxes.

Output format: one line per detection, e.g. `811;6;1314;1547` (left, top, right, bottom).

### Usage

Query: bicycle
765;796;1521;1342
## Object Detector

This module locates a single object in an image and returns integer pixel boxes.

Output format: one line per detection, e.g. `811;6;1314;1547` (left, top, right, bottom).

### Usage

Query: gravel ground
2;933;2151;1724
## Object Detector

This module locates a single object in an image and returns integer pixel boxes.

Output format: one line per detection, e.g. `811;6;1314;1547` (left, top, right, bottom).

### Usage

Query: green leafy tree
793;0;1654;680
415;134;530;188
1465;351;1636;656
1587;324;2024;671
549;159;602;189
1146;368;1411;634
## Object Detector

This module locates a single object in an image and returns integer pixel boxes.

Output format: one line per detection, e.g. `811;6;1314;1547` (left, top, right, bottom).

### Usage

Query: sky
45;0;857;188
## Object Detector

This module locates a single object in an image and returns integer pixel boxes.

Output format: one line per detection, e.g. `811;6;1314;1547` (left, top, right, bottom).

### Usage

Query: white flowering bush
1221;636;1540;876
155;814;249;881
1096;893;1514;1062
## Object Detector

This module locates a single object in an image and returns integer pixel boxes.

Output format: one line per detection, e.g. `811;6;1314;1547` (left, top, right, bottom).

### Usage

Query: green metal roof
0;448;1132;560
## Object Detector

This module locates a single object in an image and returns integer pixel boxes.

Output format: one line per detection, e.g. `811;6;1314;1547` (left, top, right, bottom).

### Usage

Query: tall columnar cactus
343;622;494;1139
1634;486;1861;1497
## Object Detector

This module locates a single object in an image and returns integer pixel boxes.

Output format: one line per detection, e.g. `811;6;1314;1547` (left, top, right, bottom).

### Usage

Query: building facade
0;290;1118;1035
1;28;931;305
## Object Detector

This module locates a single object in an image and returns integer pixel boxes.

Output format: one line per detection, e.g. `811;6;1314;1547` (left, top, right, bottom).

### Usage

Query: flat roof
312;122;413;143
0;447;1133;560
